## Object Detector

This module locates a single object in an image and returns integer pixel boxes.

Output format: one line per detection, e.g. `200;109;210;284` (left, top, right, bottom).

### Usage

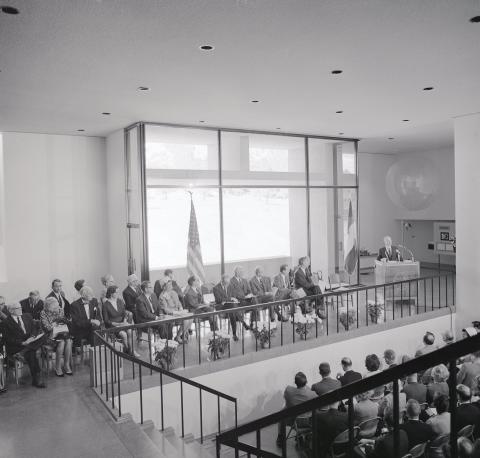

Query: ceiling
1;0;479;154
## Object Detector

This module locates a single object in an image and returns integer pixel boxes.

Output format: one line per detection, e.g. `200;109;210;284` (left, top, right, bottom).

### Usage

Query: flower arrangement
367;300;385;324
293;313;320;339
339;308;356;330
252;321;277;348
206;331;231;360
153;339;178;370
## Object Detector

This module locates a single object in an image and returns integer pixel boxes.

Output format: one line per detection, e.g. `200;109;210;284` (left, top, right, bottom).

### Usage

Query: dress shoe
64;371;73;376
55;372;64;377
233;335;239;342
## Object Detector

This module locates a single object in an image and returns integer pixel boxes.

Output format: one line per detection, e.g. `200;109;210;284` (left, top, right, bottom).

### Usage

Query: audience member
40;297;73;377
442;330;455;346
250;266;279;322
3;302;45;387
383;349;396;368
456;384;480;432
426;394;450;436
102;285;135;356
276;371;317;446
20;290;44;320
337;357;362;386
213;274;242;341
312;362;341;399
100;274;115;303
123;274;141;315
47;278;71;319
229;266;257;326
273;264;293;300
135;281;162;324
415;332;438;357
70;286;103;346
442;437;474;458
0;296;6;321
400;399;434;448
427;364;450;405
363;354;384;401
159;269;184;305
158;279;191;341
354;391;379;425
184;276;217;331
314;401;349;458
74;279;85;294
378;381;407;419
402;373;427;403
457;350;480;390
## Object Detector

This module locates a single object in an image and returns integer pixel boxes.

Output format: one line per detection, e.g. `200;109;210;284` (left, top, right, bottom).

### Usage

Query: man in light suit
70;286;102;346
251;266;285;322
213;274;241;340
294;256;324;317
273;264;296;317
229;266;258;327
47;279;71;319
377;236;402;261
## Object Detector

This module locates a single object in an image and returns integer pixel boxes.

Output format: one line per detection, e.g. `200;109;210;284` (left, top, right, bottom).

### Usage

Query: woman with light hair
40;296;73;376
426;364;449;405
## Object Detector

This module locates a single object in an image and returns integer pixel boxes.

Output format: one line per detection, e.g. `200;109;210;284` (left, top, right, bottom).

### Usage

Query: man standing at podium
377;236;402;261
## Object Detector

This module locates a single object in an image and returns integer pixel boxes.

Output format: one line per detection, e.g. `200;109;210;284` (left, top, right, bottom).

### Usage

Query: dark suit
46;291;71;319
135;293;160;324
312;377;342;397
456;403;480;432
400;419;434;448
229;276;258;322
184;286;216;330
122;286;140;315
3;313;44;383
402;382;427;403
20;298;44;320
315;409;349;458
294;266;323;315
377;246;401;261
70;298;102;345
367;430;409;458
213;282;241;337
338;370;362;386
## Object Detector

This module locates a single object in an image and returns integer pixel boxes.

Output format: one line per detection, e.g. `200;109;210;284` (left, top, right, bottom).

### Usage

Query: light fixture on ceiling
402;119;410;122
388;137;394;140
336;110;343;114
251;100;260;103
423;86;434;91
331;70;343;74
276;127;281;130
1;5;19;14
137;86;150;91
470;16;480;22
102;112;111;115
338;132;344;135
199;45;215;51
77;129;85;132
199;120;205;123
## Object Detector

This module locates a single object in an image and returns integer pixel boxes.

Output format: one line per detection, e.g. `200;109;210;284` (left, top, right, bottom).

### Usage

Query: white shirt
16;316;26;333
83;301;90;319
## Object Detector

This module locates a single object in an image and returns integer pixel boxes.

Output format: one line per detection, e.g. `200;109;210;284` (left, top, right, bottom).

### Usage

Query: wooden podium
375;261;420;306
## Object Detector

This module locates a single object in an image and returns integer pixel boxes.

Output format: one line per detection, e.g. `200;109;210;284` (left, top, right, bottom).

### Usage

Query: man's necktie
17;316;26;334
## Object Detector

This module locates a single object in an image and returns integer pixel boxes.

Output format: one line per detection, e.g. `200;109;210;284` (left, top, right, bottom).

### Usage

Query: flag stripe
344;200;358;275
187;196;206;283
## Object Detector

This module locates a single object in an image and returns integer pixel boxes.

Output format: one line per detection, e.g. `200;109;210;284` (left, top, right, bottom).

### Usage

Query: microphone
396;249;400;261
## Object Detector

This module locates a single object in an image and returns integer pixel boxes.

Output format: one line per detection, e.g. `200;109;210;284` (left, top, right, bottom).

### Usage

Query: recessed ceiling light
338;132;344;135
276;127;281;130
199;45;214;51
251;100;260;103
423;86;434;91
1;6;19;14
102;112;111;115
137;86;150;91
336;110;343;114
470;16;480;23
402;119;410;122
331;70;343;75
388;137;394;140
199;120;205;123
77;129;85;132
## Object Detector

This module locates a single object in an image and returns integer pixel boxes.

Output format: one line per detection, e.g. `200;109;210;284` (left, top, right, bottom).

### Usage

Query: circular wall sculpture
386;157;439;211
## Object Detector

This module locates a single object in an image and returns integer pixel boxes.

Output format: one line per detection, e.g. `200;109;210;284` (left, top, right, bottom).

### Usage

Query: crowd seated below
274;331;480;458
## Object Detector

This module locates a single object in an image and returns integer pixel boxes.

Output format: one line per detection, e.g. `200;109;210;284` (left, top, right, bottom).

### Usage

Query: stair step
165;428;215;458
140;421;184;458
115;418;167;458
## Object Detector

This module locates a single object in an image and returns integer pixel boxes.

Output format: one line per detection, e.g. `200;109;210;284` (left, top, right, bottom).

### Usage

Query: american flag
344;199;358;275
187;194;206;284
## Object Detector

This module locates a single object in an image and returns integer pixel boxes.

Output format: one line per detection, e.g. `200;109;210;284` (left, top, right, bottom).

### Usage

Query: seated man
70;286;103;346
426;394;451;436
383;349;397;368
456;384;480;432
213;274;241;341
273;264;296;316
400;399;435;448
402;373;427;403
250;266;280;322
123;274;141;316
312;362;341;399
0;296;8;321
47;278;71;319
314;401;349;458
135;281;162;324
276;372;317;446
229;266;257;327
184;276;217;331
415;332;439;357
377;235;401;261
156;269;185;306
294;256;324;317
457;350;480;390
337;357;362;386
3;303;45;388
20;290;44;320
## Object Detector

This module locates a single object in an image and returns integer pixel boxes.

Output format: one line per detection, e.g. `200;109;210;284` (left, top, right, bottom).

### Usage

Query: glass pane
147;188;221;286
309;188;358;283
221;132;306;185
222;188;307;279
145;125;219;186
336;141;357;186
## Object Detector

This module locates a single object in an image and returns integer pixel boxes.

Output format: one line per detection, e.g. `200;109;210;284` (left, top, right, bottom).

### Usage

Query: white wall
0;132;108;302
454;113;480;331
120;311;453;438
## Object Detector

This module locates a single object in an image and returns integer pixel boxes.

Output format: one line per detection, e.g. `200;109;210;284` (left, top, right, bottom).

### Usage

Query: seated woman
102;285;134;356
159;279;193;343
40;296;73;377
363;354;384;402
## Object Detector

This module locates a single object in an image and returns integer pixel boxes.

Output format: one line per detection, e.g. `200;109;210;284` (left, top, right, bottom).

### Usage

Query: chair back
409;441;427;458
331;426;359;458
358;417;380;439
428;433;450;458
458;424;474;439
400;454;412;458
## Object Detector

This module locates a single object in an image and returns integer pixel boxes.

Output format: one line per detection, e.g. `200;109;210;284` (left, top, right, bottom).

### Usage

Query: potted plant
339;308;356;331
292;312;320;339
252;322;277;349
153;339;178;370
206;331;231;360
367;300;385;324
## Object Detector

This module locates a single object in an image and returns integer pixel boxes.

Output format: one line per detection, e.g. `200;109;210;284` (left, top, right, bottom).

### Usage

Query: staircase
108;413;242;458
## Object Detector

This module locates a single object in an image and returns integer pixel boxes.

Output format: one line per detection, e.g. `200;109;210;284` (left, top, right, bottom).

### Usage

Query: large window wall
125;123;358;285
